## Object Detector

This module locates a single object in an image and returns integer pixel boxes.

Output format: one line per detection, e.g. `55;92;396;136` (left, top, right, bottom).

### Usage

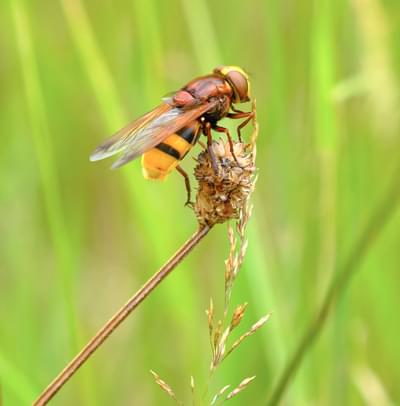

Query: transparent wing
90;99;216;169
90;103;171;162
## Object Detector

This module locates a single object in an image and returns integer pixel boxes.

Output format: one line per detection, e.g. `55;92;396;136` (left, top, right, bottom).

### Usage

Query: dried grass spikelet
194;140;256;227
150;370;182;405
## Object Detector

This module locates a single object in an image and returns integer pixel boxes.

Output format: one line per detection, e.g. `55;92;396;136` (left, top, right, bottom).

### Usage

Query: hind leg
176;165;192;206
203;121;219;173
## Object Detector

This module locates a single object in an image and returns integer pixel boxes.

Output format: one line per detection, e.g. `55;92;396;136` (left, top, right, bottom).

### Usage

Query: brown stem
267;167;400;406
33;225;212;406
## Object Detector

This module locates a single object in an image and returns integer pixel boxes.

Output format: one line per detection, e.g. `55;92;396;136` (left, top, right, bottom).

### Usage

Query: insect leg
176;165;192;206
203;122;219;173
212;124;240;165
226;110;254;142
230;105;247;113
198;140;207;150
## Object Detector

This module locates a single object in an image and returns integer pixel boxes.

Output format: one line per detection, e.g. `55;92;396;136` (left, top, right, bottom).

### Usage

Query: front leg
227;107;254;142
212;124;240;165
203;121;219;173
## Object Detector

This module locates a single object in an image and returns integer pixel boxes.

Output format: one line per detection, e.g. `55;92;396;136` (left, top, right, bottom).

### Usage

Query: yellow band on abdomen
141;133;191;180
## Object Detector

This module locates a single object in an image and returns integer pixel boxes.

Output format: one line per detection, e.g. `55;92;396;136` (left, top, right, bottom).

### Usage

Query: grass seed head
230;303;248;330
226;313;271;358
226;376;256;400
210;384;231;405
150;370;181;404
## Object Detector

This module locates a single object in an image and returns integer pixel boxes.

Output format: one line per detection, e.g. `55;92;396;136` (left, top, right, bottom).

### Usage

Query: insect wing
109;100;216;169
90;103;171;162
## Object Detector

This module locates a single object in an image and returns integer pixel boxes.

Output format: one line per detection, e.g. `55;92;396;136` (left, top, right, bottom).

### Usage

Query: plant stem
33;225;212;406
267;167;400;406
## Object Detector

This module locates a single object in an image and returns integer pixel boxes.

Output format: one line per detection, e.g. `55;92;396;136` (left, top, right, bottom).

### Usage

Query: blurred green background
1;0;400;404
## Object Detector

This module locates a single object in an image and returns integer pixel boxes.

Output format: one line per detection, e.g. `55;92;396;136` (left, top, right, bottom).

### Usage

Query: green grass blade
11;0;90;403
180;0;221;69
0;352;37;404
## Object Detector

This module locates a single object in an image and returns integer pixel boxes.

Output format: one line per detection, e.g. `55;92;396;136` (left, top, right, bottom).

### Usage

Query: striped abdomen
141;122;201;180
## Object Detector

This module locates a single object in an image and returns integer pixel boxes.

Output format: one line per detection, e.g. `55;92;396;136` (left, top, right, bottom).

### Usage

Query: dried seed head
230;303;248;330
194;140;256;227
226;313;271;358
226;376;256;400
210;384;231;405
213;320;223;352
150;370;181;404
190;375;195;392
206;297;214;339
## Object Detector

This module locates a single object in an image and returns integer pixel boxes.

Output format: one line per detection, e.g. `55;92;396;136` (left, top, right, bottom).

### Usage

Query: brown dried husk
194;140;256;226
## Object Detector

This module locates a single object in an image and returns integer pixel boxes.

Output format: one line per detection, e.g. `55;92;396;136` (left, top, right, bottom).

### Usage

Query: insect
90;65;254;205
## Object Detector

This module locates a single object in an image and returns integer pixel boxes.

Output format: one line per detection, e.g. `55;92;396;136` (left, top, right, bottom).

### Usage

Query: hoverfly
90;65;254;205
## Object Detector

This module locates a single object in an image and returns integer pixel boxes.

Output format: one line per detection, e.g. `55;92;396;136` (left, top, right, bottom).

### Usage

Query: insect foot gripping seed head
194;139;256;227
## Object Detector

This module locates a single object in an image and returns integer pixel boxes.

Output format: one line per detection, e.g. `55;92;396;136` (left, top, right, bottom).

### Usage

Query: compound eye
226;71;249;103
